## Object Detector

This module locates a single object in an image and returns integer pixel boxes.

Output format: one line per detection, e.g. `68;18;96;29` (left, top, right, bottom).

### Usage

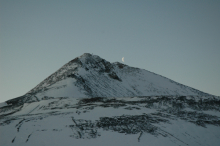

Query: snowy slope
1;96;220;146
9;53;212;105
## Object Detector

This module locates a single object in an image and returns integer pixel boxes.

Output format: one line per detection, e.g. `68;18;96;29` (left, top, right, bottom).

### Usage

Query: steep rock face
8;53;211;104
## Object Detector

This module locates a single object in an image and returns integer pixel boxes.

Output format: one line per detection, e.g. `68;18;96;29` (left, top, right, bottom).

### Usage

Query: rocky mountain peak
78;53;113;73
7;53;214;105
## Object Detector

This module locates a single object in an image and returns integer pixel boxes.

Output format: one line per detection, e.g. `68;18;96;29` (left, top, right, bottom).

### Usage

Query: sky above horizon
0;0;220;103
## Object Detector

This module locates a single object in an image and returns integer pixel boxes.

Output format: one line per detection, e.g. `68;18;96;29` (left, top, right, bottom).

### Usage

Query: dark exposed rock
79;97;104;104
108;72;121;81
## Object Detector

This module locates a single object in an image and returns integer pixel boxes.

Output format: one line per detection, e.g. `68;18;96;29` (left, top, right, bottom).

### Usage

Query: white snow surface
36;78;88;99
0;102;7;108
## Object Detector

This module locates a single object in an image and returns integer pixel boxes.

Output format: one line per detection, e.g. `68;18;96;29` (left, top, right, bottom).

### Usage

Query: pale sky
0;0;220;102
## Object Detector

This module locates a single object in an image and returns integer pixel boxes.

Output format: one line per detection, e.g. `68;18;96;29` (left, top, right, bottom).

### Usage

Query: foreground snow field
1;96;220;146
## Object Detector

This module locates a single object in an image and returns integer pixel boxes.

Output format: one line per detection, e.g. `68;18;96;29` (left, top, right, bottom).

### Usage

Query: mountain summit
1;53;219;146
9;53;210;104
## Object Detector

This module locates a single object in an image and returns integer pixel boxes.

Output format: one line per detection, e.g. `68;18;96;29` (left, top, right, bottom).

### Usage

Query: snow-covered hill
1;53;219;146
6;53;212;105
